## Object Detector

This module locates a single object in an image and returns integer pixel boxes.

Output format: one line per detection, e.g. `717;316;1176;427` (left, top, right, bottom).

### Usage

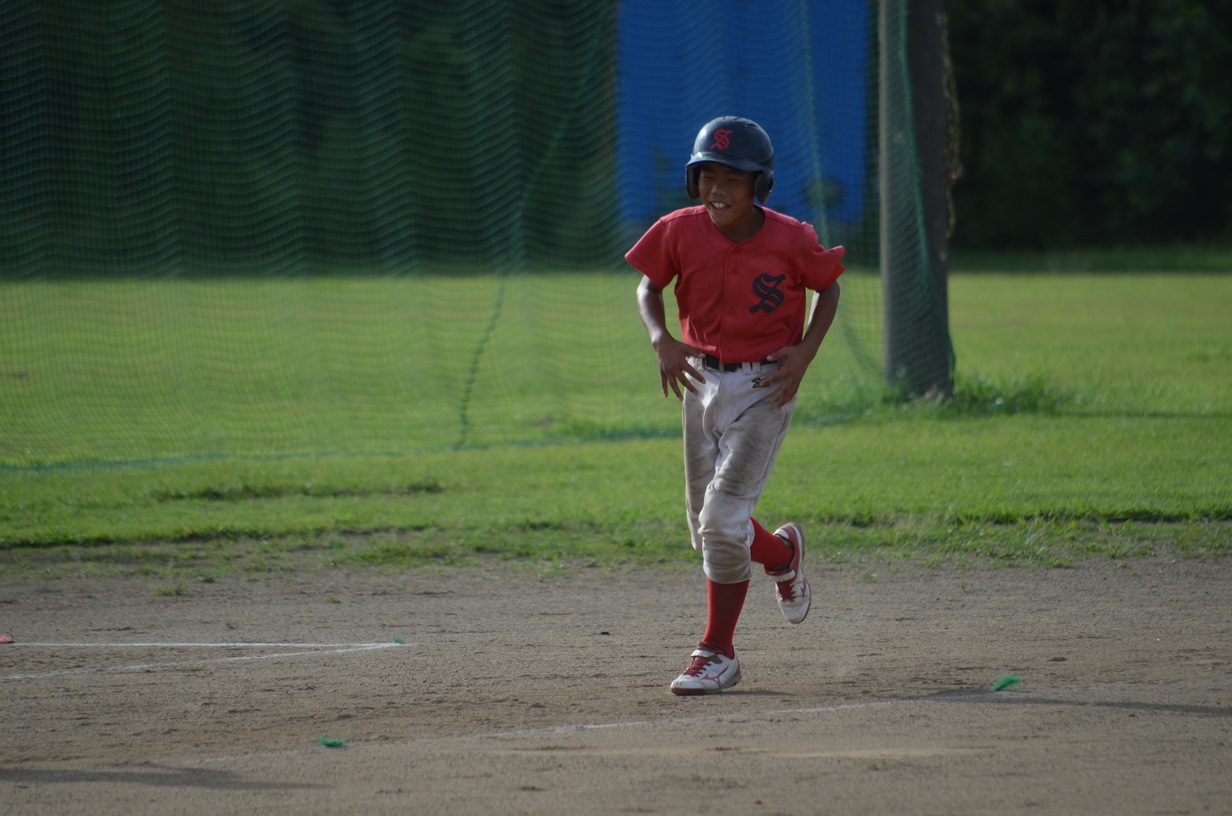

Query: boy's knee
699;492;753;583
698;491;750;541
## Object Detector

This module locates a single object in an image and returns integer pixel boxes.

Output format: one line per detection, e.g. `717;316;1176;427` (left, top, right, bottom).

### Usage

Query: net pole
879;0;953;397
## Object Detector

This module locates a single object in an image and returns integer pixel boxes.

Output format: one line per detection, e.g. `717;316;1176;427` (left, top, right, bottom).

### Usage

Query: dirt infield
2;556;1230;815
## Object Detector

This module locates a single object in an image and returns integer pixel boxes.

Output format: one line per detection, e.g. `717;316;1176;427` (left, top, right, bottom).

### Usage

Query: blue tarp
617;0;870;240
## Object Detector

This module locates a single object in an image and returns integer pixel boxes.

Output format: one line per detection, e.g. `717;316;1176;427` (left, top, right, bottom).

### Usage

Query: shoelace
776;574;799;601
681;653;719;677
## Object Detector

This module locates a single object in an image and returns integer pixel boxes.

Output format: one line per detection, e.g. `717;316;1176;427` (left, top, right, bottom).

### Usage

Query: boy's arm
764;281;841;409
636;275;705;400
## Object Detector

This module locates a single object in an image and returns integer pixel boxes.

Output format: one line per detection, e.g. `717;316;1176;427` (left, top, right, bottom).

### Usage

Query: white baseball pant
682;358;796;584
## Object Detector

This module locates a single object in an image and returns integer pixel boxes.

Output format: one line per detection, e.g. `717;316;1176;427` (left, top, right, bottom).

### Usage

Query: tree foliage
948;0;1232;249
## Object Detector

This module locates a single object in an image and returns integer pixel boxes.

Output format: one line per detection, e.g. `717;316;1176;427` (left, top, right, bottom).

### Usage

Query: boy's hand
762;343;816;409
760;282;839;409
654;335;706;400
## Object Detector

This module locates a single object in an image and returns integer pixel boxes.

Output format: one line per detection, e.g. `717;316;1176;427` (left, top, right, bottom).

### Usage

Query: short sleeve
802;240;845;292
624;218;678;290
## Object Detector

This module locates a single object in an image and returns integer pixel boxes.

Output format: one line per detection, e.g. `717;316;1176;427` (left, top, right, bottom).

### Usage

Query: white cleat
767;522;810;624
670;648;742;695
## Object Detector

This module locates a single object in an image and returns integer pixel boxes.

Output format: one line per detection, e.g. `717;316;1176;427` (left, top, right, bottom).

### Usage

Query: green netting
0;0;940;470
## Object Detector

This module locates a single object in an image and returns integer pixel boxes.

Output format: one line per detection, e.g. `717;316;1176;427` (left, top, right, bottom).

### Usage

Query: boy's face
696;163;761;241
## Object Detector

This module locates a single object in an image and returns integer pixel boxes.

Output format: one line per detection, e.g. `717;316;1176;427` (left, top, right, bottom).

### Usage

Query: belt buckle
704;355;749;372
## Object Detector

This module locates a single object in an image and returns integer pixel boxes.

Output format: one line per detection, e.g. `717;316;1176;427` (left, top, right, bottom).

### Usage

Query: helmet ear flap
755;170;775;203
686;166;701;199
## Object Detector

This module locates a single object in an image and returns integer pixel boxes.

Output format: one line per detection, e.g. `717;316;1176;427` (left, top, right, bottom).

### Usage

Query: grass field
1;270;1229;580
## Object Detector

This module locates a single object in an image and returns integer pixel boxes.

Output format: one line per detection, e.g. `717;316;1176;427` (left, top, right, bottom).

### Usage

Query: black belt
702;354;773;372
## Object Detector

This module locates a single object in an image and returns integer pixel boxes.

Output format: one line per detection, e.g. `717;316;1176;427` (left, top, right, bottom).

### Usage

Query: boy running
626;116;845;695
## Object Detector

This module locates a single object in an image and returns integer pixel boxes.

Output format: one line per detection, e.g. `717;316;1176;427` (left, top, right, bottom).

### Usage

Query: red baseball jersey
626;206;845;363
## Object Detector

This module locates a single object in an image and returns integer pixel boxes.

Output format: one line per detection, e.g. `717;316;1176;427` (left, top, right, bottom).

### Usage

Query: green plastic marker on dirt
992;674;1022;691
319;736;346;748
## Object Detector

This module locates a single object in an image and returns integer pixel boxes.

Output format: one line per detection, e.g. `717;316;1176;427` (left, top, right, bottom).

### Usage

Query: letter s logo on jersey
710;129;733;151
749;273;787;314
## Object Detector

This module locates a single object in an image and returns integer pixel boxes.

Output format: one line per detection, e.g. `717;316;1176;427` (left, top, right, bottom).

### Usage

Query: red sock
700;578;749;658
749;518;792;570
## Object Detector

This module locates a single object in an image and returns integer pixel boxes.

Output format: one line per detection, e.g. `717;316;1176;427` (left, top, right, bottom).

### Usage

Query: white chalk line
181;697;936;767
463;696;1000;743
17;641;402;648
443;698;923;743
3;641;404;681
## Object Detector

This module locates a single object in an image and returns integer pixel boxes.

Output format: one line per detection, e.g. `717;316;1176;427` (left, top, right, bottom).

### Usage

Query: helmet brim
685;154;767;174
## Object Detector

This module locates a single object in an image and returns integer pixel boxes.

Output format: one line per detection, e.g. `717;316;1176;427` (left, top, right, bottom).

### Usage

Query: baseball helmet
685;116;776;203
